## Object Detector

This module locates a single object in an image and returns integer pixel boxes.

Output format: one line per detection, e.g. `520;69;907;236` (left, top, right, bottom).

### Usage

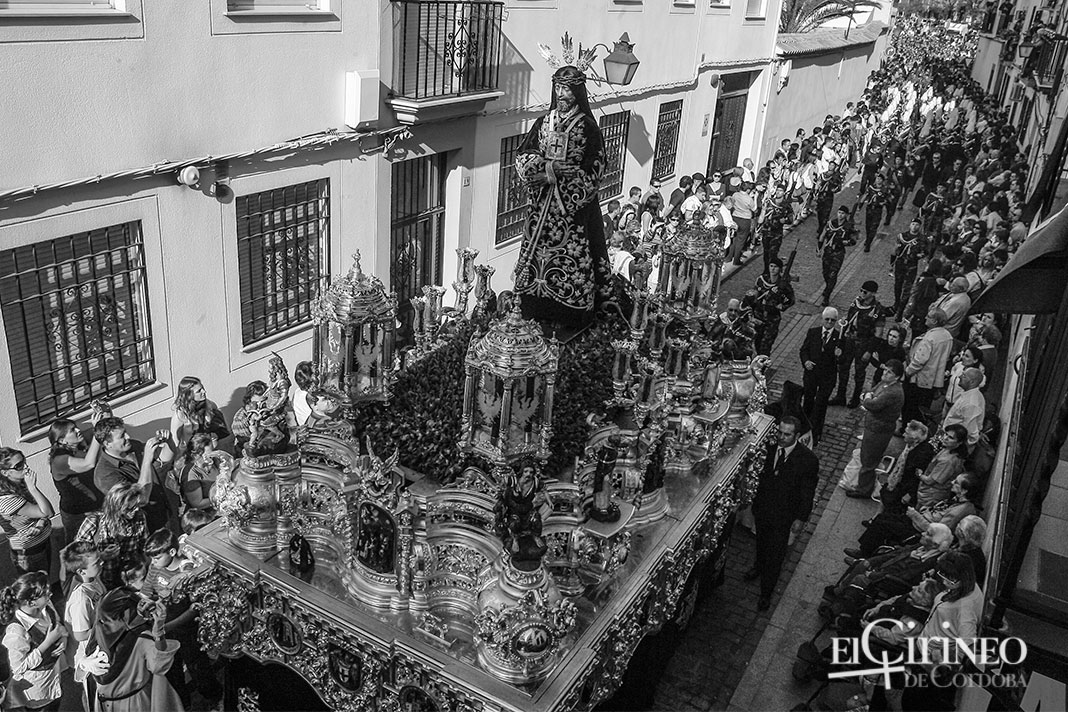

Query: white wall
0;0;822;528
0;1;386;506
761;34;888;161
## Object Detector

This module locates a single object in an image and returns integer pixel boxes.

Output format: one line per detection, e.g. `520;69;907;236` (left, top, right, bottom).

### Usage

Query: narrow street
652;174;912;711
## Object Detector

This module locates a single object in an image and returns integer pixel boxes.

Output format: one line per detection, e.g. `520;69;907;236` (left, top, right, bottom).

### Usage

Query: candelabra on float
452;247;479;315
407;285;447;366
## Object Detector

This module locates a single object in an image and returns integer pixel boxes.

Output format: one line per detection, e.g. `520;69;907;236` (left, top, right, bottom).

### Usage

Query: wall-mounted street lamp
1018;40;1038;60
601;33;641;86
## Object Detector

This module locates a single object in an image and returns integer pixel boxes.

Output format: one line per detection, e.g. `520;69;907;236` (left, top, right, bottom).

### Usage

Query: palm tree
778;0;883;33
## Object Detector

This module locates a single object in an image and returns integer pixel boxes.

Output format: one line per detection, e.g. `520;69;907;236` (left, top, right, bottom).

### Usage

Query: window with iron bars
599;110;631;203
236;179;330;346
0;222;155;435
496;133;530;244
652;100;684;181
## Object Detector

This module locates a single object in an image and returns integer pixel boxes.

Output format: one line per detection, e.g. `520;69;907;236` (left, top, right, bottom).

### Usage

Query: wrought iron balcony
389;0;505;124
1032;37;1068;91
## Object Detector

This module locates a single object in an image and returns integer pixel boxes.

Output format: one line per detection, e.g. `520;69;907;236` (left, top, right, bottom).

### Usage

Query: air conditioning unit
1010;84;1026;102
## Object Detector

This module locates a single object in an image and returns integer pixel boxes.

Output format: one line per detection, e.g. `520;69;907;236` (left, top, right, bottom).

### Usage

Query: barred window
236;179;330;345
0;222;155;434
599;110;631;202
495;133;529;244
652;100;684;181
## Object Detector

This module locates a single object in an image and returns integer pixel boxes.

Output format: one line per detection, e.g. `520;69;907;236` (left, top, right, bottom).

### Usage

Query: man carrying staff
513;36;613;327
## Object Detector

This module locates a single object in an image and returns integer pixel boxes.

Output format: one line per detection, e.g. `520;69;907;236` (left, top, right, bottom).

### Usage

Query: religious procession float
182;38;775;712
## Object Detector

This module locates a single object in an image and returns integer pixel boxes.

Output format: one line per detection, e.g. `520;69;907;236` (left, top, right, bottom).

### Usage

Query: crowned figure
512;34;613;327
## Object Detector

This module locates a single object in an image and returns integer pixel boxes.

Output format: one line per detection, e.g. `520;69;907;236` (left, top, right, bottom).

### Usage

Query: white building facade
0;0;789;508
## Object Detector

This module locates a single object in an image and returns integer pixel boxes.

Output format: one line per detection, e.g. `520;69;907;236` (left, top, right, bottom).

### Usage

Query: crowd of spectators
0;362;323;711
784;17;1022;712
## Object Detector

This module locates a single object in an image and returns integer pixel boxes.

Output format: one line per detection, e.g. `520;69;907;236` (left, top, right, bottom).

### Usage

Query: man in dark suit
800;307;848;443
746;416;821;611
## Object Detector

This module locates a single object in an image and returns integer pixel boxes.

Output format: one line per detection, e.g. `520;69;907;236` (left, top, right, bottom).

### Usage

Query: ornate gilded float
184;243;774;711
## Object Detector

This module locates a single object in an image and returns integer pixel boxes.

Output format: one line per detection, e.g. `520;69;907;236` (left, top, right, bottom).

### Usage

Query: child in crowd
289;361;316;427
61;542;108;711
178;507;216;548
144;528;221;706
0;571;67;711
177;433;221;514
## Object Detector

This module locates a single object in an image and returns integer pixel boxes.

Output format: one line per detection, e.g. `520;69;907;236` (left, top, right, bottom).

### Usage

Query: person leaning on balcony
729;183;757;266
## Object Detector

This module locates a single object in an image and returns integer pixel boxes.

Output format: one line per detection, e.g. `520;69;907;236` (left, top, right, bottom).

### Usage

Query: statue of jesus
513;51;613;327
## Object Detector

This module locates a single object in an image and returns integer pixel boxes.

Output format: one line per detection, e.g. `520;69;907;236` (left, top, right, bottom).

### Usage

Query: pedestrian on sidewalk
845;359;905;499
729;183;756;265
930;277;972;338
902;308;954;427
800;307;848;443
746;416;820;612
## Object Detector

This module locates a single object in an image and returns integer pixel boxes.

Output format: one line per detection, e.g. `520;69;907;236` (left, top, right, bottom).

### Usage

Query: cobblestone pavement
648;176;914;712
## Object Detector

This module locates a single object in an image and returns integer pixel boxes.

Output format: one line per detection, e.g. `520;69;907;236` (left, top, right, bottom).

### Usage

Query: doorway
706;72;754;175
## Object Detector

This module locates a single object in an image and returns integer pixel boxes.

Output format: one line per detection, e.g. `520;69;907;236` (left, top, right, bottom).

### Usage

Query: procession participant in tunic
860;173;892;252
817;205;857;307
813;161;842;238
885;154;910;226
892;217;928;321
750;258;795;356
716;298;756;355
757;186;791;273
836;281;888;408
513;52;612;327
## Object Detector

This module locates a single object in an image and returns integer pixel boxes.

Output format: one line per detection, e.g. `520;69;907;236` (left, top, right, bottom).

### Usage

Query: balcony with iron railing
1031;36;1068;91
388;0;505;125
